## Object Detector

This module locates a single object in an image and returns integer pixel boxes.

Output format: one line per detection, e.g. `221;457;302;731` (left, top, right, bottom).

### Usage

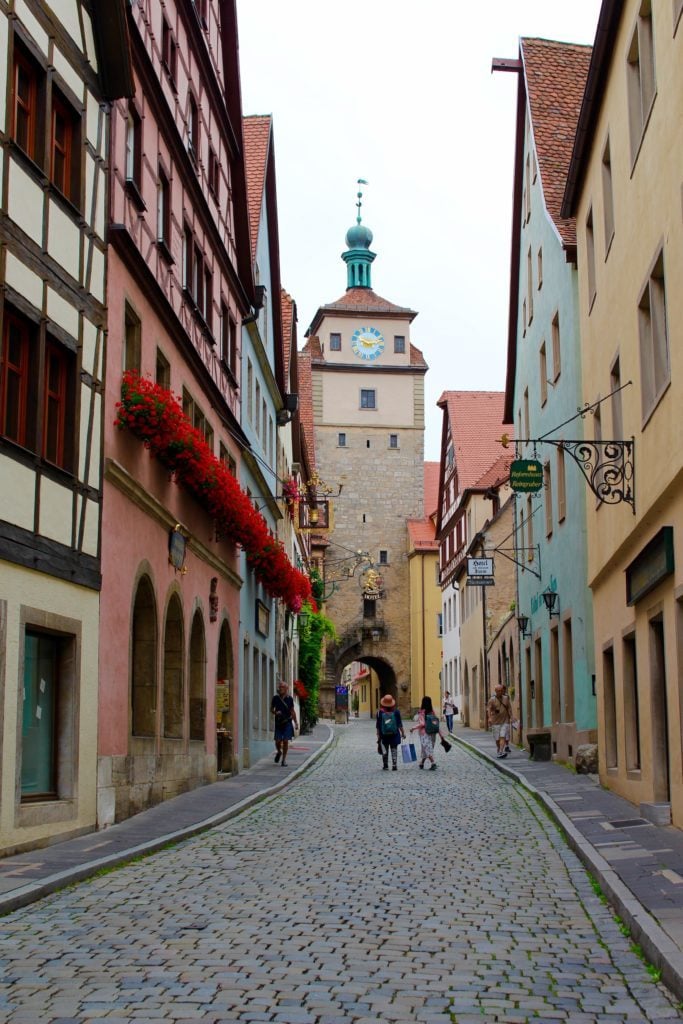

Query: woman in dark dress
271;680;298;767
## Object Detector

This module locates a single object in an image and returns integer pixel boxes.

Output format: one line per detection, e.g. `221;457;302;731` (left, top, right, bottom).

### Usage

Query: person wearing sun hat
376;693;406;771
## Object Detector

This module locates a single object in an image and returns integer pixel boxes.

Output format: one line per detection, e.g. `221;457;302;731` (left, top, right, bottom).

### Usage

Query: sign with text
467;557;494;576
466;577;495;587
510;459;543;492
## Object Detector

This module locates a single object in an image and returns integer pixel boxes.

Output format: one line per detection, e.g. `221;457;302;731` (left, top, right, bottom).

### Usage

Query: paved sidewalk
0;722;333;916
456;724;683;1000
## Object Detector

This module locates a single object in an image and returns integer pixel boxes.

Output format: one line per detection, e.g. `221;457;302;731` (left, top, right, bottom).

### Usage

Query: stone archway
324;634;404;720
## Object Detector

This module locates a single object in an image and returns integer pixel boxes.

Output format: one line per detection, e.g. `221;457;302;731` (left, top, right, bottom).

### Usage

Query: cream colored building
408;463;442;714
0;2;131;854
562;2;683;825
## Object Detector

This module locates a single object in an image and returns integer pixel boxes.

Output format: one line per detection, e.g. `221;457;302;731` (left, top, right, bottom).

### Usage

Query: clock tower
303;197;428;719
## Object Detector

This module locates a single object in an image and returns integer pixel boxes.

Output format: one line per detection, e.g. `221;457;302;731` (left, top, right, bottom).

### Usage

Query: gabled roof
243;114;271;264
521;37;592;247
424;461;440;518
437;391;513;493
306;287;417;336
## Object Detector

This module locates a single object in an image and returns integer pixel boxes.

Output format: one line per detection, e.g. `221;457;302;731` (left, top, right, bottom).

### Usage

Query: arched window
189;610;206;742
131;575;157;737
163;593;184;738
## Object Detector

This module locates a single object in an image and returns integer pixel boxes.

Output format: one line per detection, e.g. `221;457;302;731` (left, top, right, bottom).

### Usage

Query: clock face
351;325;385;361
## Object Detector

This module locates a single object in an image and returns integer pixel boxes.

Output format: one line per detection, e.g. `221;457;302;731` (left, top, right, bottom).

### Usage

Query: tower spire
342;178;376;290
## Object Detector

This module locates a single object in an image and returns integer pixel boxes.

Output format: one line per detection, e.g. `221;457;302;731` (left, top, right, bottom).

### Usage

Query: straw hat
379;694;396;709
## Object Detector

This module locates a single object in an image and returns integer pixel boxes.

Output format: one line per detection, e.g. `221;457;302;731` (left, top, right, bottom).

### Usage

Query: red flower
116;371;312;611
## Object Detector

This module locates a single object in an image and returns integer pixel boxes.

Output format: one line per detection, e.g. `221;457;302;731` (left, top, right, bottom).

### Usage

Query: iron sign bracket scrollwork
540;438;635;514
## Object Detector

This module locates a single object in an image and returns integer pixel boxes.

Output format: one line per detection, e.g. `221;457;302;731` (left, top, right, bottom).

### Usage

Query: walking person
442;691;457;734
487;683;512;759
271;680;298;767
376;694;406;771
411;695;441;770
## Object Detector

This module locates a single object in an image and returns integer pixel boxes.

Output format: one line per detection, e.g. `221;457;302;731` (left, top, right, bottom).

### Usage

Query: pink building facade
98;0;254;825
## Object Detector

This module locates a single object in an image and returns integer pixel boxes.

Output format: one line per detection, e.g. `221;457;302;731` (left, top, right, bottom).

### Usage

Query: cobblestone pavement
2;722;683;1024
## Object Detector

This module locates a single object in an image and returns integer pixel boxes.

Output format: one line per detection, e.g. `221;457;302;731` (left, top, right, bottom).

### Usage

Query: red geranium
116;372;311;611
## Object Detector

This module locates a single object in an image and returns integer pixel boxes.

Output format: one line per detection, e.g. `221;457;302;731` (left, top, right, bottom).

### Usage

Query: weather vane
356;178;368;224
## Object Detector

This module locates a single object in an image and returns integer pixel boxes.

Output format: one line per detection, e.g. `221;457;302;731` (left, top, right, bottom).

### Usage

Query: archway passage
336;654;399;721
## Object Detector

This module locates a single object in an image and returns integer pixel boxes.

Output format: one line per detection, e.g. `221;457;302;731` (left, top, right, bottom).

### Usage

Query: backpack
424;711;440;735
380;711;398;737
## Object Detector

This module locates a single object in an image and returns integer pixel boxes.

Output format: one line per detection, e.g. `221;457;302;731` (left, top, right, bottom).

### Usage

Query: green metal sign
510;459;543;493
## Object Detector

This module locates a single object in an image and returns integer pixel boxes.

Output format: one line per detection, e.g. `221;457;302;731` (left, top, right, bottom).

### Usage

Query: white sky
235;1;602;461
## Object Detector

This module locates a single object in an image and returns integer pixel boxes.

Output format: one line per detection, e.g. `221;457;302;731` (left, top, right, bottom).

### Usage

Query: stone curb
455;734;683;1003
0;724;335;917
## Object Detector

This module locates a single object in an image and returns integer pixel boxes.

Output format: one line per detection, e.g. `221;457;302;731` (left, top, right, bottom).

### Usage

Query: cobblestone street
2;722;683;1024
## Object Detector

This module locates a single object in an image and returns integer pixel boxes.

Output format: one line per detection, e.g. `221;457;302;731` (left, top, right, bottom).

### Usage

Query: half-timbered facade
98;0;254;824
0;0;131;855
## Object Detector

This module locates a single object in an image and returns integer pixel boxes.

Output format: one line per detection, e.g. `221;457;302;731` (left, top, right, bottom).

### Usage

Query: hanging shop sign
467;557;494;576
466;576;495;586
626;526;674;605
510;459;543;492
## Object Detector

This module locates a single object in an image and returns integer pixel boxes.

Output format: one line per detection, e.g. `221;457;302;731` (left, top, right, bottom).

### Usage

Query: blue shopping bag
401;741;417;764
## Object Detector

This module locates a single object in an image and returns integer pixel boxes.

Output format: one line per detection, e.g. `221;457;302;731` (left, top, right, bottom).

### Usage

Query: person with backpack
442;691;458;733
410;695;440;770
376;694;406;771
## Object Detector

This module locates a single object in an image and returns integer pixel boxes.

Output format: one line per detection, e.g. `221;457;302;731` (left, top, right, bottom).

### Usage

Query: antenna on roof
356;178;368;224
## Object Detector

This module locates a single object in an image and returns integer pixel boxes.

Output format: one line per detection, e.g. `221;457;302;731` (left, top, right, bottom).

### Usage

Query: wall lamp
516;614;530;638
542;588;560;618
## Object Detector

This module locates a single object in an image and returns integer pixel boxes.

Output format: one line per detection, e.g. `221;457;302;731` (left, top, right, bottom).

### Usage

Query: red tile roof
242;115;271;264
521;37;592;246
437;391;513;493
281;288;294;383
306;287;418;336
424;461;440;518
296;347;315;470
469;452;514;492
407;518;437;549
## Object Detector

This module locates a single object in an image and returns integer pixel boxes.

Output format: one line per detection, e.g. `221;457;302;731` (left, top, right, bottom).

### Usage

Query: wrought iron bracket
541;438;635;513
494;544;541;580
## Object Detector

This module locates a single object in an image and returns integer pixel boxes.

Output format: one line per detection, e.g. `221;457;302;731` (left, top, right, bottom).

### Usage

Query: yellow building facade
562;3;683;825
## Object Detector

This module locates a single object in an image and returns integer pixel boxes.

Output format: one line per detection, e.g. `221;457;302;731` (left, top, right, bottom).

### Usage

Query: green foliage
298;571;337;732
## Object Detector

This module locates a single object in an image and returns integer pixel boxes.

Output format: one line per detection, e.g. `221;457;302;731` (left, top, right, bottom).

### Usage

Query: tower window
330;333;341;351
389;433;398;449
338;432;346;447
360;389;376;409
394;335;405;353
379;550;388;565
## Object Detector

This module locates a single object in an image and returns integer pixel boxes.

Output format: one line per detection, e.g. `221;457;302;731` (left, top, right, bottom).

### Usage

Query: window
610;356;624;441
523;387;529;439
522;298;527;336
544;461;553;538
524;152;531;222
156;348;170;389
12;44;42;162
182;387;212;445
124;302;141;373
394;335;406;353
208;147;219;198
254;380;261;435
247;359;253;421
203;267;213;330
360;389;376;409
389;433;398;449
221;302;237;377
638;250;669;419
338;432;347;447
602;138;615;254
157;166;171;254
586;207;596;309
539;342;548;406
125;103;142;190
379;549;388;565
557;446;566;522
1;307;75;471
527;246;533;323
51;90;80;205
537;247;543;289
162;17;177;85
183;223;193;292
627;2;656;163
329;333;341;351
551;313;561;381
437;612;443;637
220;441;236;476
188;94;199;162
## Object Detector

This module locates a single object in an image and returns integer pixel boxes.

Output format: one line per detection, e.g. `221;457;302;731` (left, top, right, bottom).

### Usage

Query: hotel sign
510;459;543;493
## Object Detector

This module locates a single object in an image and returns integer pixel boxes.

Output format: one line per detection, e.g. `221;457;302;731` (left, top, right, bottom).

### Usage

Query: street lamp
516;614;530;638
542;588;560;618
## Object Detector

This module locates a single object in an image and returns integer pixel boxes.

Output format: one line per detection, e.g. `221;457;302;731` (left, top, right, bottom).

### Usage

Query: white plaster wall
5;253;43;312
39;477;73;546
47;285;79;338
47;200;81;277
0;454;35;529
8;160;44;242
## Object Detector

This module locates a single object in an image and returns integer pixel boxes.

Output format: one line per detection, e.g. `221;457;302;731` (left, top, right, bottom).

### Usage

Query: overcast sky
235;1;602;461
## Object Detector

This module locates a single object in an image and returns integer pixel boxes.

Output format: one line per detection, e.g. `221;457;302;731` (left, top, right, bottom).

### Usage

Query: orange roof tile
407;518;437;549
242;115;271;264
437;391;513;492
306;287;418;336
521;38;592;246
424;461;440;518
